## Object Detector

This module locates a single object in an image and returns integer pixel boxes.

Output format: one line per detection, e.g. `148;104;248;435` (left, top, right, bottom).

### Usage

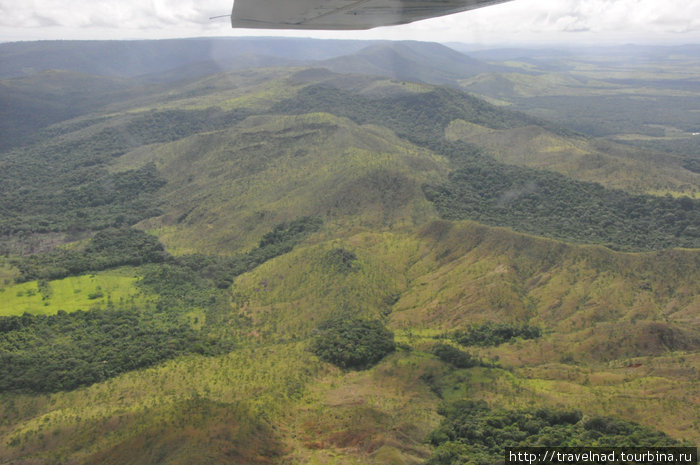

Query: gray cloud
1;0;699;43
0;0;225;29
419;0;700;43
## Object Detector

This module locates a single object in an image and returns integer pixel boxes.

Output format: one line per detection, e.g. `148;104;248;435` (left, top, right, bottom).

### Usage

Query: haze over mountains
0;37;698;465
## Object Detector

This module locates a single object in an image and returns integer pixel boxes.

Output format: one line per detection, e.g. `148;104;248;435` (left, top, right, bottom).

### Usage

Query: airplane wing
231;0;513;30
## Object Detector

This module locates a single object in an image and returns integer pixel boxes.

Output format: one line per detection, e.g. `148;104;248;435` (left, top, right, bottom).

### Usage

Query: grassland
0;267;150;316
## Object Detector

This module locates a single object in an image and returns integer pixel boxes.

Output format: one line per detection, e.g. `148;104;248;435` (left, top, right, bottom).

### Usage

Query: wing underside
231;0;513;30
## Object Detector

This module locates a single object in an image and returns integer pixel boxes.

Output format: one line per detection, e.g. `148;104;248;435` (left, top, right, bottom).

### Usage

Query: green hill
0;41;698;465
0;70;148;151
445;120;698;197
319;41;505;86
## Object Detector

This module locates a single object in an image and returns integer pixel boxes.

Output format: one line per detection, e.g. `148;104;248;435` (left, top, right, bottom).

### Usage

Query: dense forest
423;156;699;251
311;318;395;369
426;401;684;465
0;162;165;235
13;228;168;281
431;344;485;369
0;309;232;393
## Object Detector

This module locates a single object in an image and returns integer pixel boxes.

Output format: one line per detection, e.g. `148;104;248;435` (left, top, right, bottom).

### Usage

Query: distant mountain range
0;38;504;152
1;37;492;80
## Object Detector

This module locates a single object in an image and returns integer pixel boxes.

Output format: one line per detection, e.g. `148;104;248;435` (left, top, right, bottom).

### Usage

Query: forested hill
0;39;698;465
0;38;488;80
0;38;360;79
0;38;493;152
2;65;696;251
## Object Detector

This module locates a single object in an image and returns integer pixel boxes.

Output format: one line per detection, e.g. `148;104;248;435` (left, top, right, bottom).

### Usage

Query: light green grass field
0;267;150;316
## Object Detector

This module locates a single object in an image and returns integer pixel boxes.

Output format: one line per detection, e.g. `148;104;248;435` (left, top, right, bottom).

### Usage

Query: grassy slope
120;111;447;254
1;66;699;464
232;223;699;443
445;119;698;197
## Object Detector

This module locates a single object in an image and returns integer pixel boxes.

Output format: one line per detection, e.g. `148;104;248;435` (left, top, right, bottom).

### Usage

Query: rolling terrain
0;38;698;465
456;45;700;163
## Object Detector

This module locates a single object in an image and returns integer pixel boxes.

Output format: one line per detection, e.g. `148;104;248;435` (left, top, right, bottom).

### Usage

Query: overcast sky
1;0;699;45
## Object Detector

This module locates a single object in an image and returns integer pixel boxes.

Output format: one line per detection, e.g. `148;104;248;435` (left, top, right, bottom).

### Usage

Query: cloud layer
1;0;699;43
469;0;700;35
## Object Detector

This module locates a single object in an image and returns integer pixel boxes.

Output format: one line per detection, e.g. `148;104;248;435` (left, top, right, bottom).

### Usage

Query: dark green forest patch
423;158;699;251
273;85;568;150
0;163;165;235
426;400;684;465
451;323;542;347
683;158;700;174
431;344;486;369
13;228;168;282
311;318;395;370
0;309;232;393
13;216;322;284
323;248;359;274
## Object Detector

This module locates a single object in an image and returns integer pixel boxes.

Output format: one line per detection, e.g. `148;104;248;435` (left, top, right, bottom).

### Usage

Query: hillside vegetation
0;40;698;465
424;157;699;250
445;120;697;197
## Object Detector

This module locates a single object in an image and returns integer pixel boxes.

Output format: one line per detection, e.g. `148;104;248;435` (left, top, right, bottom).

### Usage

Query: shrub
432;343;479;368
452;323;542;347
323;248;358;273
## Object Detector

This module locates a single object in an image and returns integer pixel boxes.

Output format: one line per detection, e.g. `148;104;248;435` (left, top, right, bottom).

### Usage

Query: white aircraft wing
231;0;513;30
